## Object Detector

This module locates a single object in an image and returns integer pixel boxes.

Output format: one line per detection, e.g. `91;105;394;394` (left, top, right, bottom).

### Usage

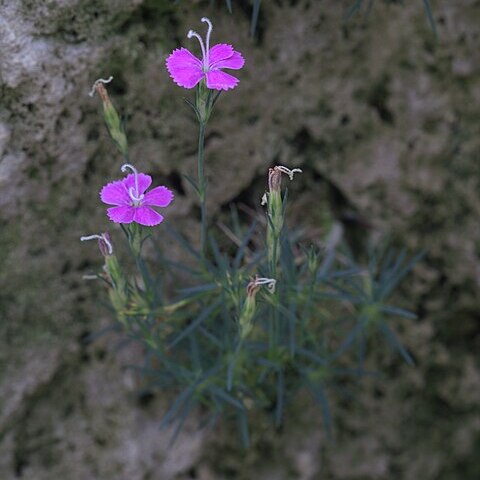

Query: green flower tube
90;77;128;158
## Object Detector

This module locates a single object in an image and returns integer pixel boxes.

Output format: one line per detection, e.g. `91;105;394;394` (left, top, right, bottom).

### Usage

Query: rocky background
1;0;479;478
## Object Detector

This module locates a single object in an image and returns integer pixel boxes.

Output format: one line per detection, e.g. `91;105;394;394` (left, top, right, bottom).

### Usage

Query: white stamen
121;163;144;203
82;274;99;280
254;277;277;294
89;76;113;97
275;166;303;181
187;29;207;67
80;233;113;255
261;193;268;206
201;17;213;67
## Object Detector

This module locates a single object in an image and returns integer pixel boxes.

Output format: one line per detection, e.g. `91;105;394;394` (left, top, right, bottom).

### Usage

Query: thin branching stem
197;121;207;257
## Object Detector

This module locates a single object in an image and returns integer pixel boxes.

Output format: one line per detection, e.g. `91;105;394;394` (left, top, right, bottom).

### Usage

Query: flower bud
268;166;282;193
238;277;276;340
105;254;129;325
267;167;283;233
264;166;302;267
90;77;128;157
98;232;113;257
265;168;284;267
80;233;113;257
306;245;319;275
80;232;129;325
239;285;258;340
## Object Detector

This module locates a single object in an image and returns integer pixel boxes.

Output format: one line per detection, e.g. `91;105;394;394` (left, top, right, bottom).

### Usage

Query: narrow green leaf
168;397;195;446
346;0;364;20
189;333;201;370
328;267;363;279
167;298;221;349
177;283;217;296
160;383;195;429
317;247;336;279
423;0;437;37
258;365;271;383
227;341;243;391
314;290;360;304
330;366;380;378
257;357;281;370
135;255;156;297
306;381;332;438
199;326;223;349
211;90;222;108
288;303;296;357
364;0;374;18
329;320;365;361
165;224;202;261
250;0;262;37
357;330;366;369
149;236;199;275
183;97;201;122
377;251;424;300
210;386;245;411
209;234;228;271
182;174;200;195
82;323;120;343
229;204;242;237
275;369;285;427
238;410;250;448
378;322;415;365
381;305;417;320
323;281;366;303
280;227;297;282
161;367;219;429
198;407;222;432
233;220;257;271
297;348;327;366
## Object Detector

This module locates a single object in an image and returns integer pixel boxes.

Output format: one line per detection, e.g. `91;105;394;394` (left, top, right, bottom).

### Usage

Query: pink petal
208;44;233;63
205;70;239;91
124;173;152;195
212;51;244;70
107;206;135;223
166;48;205;89
134;206;164;226
143;186;174;207
209;44;244;70
100;180;130;206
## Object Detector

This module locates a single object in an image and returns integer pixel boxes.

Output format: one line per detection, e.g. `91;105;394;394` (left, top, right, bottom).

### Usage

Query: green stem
273;294;280;353
197;121;207;257
269;249;279;354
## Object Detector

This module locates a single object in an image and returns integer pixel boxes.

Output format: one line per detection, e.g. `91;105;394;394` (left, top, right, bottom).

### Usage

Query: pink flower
166;17;245;91
100;164;174;226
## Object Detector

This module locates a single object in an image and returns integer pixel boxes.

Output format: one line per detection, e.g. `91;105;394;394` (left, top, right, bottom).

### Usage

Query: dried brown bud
268;167;282;193
95;82;112;106
98;232;113;257
80;233;113;257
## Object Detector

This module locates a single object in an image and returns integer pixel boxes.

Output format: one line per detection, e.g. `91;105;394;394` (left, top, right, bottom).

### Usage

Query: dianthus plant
81;18;420;446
